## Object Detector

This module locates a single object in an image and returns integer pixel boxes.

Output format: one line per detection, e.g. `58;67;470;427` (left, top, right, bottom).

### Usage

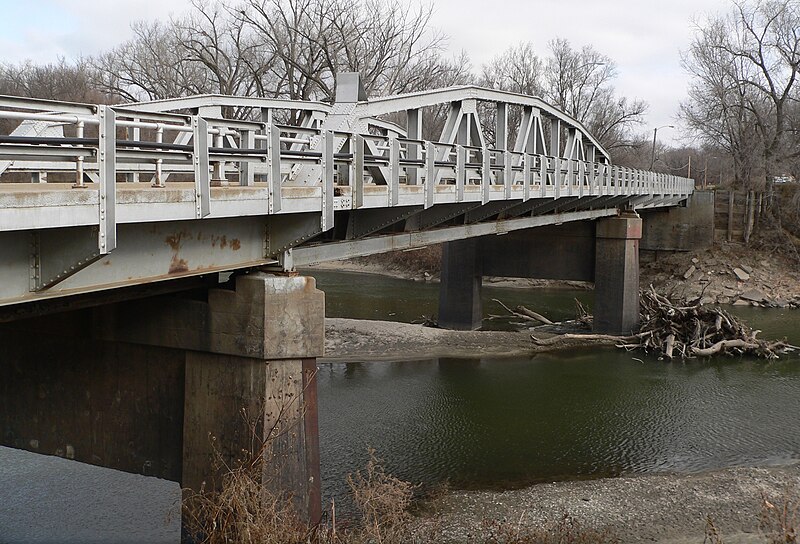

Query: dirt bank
306;260;592;291
308;239;800;308
424;463;800;543
641;242;800;308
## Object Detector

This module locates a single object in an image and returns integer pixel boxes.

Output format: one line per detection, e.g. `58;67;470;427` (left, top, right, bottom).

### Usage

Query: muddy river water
310;270;800;506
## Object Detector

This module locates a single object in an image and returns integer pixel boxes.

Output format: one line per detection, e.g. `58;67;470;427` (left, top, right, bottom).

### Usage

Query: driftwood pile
498;287;798;360
630;287;797;359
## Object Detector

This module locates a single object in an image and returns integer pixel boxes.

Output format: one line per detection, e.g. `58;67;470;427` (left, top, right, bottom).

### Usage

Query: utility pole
649;125;674;170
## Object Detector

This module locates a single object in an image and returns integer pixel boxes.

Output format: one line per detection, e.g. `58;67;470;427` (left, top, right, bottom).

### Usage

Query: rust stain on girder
168;256;189;274
165;231;191;274
164;229;243;275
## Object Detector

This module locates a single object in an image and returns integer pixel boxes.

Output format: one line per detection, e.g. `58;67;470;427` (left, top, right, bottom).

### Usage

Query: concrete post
594;213;642;335
182;273;324;522
438;239;483;330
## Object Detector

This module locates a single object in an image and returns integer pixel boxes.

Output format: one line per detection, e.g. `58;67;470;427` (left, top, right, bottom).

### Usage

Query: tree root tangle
497;286;799;360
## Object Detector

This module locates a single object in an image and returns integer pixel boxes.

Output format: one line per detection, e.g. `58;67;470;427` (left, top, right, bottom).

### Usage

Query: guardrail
0;94;695;257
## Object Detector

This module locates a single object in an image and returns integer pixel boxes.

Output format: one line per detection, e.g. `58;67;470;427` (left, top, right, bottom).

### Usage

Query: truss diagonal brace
30;227;103;292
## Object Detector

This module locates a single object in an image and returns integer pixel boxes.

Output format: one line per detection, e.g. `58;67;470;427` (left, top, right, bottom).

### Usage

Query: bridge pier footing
593;213;642;335
438;239;483;330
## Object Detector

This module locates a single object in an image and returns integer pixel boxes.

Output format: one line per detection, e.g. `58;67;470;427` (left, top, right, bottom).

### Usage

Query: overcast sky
0;0;733;145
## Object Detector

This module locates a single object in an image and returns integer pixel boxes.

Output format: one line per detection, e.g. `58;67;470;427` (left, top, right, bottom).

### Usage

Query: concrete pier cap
207;271;325;360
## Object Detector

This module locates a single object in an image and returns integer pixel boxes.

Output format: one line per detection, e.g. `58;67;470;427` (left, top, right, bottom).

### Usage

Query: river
309;269;800;508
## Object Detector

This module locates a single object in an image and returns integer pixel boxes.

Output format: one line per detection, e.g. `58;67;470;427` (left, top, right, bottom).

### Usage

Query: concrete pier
593;213;642;335
436;216;643;336
183;274;323;521
438;239;483;330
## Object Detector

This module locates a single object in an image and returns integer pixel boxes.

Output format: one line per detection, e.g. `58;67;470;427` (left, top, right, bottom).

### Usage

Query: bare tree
240;0;457;101
478;39;647;154
681;0;800;188
479;42;543;96
92;19;207;101
92;0;462;106
0;58;108;103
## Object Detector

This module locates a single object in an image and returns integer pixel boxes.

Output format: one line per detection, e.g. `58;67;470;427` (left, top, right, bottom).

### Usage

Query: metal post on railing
321;131;334;231
504;150;512;199
456;144;465;202
73;120;86;189
425;141;435;209
554;157;561;199
239;129;255;187
152;125;165;188
97;105;117;254
539;155;547;198
127;123;140;183
354;134;365;209
523;153;531;201
268;124;281;214
211;130;226;186
389;137;400;206
192;116;211;218
566;159;574;197
481;148;491;204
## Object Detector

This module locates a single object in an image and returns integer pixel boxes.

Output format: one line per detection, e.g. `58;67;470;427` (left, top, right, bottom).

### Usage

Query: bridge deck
0;90;694;312
0;180;683;233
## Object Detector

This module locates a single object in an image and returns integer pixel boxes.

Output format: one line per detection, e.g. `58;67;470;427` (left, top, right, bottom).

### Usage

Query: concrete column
594;213;642;335
438;239;483;330
182;273;324;522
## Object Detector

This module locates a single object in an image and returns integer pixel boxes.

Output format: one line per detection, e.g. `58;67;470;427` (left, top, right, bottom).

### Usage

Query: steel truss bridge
0;73;693;310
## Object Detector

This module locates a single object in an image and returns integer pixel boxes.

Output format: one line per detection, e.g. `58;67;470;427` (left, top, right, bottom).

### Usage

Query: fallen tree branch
691;339;758;356
524;287;798;360
492;299;553;324
531;331;649;347
515;306;554;325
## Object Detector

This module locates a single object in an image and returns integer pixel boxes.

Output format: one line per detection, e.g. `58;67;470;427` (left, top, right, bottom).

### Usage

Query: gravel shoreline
424;463;800;543
323;317;542;361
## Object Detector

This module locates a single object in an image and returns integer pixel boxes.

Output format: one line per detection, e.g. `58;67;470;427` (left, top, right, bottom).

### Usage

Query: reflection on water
319;354;800;506
309;269;800;507
310;269;591;326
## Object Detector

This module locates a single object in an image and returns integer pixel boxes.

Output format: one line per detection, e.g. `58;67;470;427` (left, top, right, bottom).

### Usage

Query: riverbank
306;239;800;308
422;462;800;543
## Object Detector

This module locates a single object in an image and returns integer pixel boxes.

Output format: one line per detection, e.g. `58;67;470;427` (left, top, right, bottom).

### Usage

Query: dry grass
346;448;415;543
760;489;799;543
182;461;310;544
181;432;615;544
704;489;800;544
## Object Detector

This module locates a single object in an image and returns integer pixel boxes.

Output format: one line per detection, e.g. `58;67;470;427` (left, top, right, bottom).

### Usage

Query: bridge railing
0;94;695;254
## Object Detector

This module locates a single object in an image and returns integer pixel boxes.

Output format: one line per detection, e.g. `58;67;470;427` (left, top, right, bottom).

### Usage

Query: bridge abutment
0;272;325;530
